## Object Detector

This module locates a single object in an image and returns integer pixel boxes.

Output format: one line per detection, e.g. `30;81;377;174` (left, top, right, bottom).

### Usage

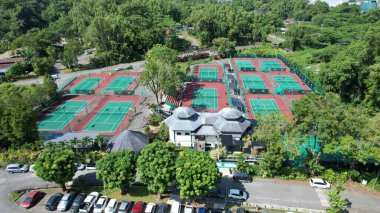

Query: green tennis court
241;75;267;90
38;100;90;130
250;99;280;117
261;60;283;71
102;76;135;92
274;75;303;90
235;59;255;70
70;78;103;94
192;88;218;109
199;68;218;80
84;101;133;132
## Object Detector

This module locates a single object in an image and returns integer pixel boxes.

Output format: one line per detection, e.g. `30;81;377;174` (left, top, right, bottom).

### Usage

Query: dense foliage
137;141;177;199
34;148;77;190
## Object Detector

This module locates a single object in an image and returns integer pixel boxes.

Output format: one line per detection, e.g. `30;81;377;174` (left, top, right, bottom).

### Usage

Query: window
176;132;182;135
185;133;190;135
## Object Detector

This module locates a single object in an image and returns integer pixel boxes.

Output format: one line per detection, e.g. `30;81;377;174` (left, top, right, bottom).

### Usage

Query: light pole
3;171;12;194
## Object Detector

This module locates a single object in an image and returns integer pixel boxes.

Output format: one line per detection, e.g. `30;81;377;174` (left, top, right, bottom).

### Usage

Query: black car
156;204;169;213
70;193;86;213
209;186;225;198
45;193;63;211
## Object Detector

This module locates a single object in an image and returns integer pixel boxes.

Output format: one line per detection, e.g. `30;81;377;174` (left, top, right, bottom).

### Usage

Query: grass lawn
8;191;25;202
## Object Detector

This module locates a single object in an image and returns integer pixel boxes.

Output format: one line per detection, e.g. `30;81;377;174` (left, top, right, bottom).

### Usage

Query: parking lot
2;170;380;213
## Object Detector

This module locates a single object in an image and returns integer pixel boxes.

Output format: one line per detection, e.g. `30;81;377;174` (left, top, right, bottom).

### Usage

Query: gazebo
107;130;149;154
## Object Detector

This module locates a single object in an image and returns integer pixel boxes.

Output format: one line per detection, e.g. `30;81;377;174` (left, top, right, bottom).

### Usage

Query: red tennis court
181;82;229;112
193;64;224;81
257;58;290;72
236;71;273;93
244;94;292;119
269;72;311;91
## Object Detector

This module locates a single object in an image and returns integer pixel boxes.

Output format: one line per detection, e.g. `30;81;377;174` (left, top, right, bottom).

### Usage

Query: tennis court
70;77;103;94
249;99;280;117
241;75;267;90
199;68;218;80
84;101;133;132
102;76;135;92
192;88;218;109
235;59;255;71
38;100;90;130
274;75;303;90
261;60;283;71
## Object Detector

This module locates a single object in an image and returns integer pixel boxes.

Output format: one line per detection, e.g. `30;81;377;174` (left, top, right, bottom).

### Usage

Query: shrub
278;167;309;181
149;114;163;126
321;169;349;184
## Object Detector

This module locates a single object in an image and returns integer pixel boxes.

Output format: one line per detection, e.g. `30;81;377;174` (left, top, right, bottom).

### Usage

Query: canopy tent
108;130;149;153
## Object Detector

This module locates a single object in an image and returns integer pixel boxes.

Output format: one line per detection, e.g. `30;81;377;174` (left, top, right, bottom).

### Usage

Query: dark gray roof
218;108;243;120
108;130;149;153
46;132;99;143
165;107;251;134
194;125;218;135
164;112;202;131
173;107;196;119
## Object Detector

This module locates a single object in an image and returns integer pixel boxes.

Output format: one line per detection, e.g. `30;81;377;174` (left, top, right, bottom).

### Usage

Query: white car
93;196;108;213
184;205;194;213
104;198;117;213
29;164;35;173
144;203;156;213
309;178;331;189
227;189;248;200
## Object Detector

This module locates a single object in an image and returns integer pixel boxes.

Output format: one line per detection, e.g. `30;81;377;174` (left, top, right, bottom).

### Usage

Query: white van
51;74;60;80
170;201;181;213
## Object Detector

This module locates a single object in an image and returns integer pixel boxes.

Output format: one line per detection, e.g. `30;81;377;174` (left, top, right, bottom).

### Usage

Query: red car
21;190;43;208
131;201;145;213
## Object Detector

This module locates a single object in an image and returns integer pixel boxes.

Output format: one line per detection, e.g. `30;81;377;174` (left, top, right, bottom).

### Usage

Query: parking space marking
315;188;330;207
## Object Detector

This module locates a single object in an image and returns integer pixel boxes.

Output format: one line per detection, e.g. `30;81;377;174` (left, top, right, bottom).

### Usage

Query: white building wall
169;131;175;143
173;131;193;147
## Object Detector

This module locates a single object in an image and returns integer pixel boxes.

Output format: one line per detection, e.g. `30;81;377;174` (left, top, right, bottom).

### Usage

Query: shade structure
108;130;149;153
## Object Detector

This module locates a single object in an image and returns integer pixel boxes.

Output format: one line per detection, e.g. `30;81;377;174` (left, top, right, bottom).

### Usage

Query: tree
96;150;136;192
141;44;182;104
43;74;58;98
34;148;77;190
32;57;53;76
137;141;177;200
211;37;236;57
175;149;221;199
62;39;82;69
327;183;348;213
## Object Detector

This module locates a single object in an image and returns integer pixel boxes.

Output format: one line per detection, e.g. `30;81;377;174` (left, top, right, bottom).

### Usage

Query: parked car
46;193;64;211
131;201;145;213
21;190;43;208
232;172;252;183
94;196;109;213
105;198;118;213
236;208;245;213
126;65;133;70
144;203;156;213
6;164;29;173
156;204;169;213
210;186;225;198
75;163;86;171
227;189;248;200
57;190;77;211
70;193;86;213
29;164;35;173
184;205;194;213
169;201;181;213
79;192;99;213
309;178;331;189
117;200;132;213
197;207;207;213
86;163;96;170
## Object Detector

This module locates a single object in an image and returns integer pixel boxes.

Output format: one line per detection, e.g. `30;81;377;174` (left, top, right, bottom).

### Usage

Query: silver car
6;164;29;173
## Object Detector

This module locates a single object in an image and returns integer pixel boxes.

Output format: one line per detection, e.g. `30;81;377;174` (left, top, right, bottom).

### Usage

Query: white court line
315;188;330;207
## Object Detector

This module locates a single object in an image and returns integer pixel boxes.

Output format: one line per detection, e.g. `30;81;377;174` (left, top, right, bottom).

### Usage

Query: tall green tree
96;150;136;192
43;74;58;98
62;39;82;69
211;37;236;57
34;148;77;190
175;149;221;199
137;141;177;200
327;183;348;213
141;44;182;103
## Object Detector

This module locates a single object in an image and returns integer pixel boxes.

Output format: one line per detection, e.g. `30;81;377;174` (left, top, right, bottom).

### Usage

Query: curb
242;202;326;213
